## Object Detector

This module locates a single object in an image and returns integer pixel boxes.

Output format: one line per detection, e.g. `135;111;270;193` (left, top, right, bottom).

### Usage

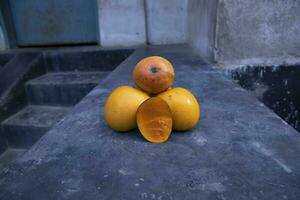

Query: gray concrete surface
0;45;300;199
26;72;109;106
146;0;188;45
2;105;70;129
2;105;70;148
0;53;44;123
187;0;218;61
98;0;146;47
215;0;300;66
44;49;133;72
0;149;26;171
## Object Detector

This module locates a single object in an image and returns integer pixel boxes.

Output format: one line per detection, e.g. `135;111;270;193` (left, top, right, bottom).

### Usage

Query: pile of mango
104;56;200;143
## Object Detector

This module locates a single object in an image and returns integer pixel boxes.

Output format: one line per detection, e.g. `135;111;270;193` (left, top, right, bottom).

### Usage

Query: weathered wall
187;0;218;61
0;10;6;50
0;25;5;50
98;0;146;47
1;0;299;67
98;0;188;47
146;0;188;45
216;0;300;66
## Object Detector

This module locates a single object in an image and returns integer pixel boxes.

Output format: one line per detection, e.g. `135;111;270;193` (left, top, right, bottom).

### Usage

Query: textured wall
9;0;99;46
1;0;299;67
0;9;6;50
187;0;218;61
146;0;188;45
98;0;146;47
0;25;5;50
216;0;300;66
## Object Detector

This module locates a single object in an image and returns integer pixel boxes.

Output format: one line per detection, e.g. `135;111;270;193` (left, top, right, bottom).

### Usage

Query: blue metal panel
9;0;99;46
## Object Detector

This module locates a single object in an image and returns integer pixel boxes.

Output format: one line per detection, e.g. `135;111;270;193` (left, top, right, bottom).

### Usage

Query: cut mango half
136;97;172;143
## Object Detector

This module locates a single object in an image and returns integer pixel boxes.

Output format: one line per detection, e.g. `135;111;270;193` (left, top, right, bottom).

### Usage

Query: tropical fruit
136;97;172;143
158;87;200;131
104;86;149;132
104;55;202;144
132;56;174;94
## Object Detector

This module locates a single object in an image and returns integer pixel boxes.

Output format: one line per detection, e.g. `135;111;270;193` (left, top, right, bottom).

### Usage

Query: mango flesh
158;87;200;131
136;97;172;143
104;86;150;132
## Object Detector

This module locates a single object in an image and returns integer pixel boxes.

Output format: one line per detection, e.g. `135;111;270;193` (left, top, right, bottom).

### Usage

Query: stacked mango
104;56;200;143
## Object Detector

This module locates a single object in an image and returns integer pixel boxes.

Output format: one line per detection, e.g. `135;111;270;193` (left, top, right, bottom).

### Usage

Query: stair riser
2;125;48;148
26;83;97;106
44;49;133;72
0;128;8;154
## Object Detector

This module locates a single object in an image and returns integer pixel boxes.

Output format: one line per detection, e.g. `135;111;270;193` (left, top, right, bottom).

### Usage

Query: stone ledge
0;45;299;200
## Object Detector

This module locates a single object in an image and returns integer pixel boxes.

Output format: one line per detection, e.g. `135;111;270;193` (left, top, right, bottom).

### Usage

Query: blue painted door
9;0;99;46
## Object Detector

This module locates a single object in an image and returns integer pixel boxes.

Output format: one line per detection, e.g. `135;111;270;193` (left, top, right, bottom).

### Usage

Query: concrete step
25;72;109;106
1;105;70;148
0;148;27;171
44;49;133;72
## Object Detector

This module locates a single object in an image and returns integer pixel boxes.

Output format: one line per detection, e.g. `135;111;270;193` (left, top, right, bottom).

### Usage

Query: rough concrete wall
146;0;188;45
216;0;300;66
98;0;146;47
1;0;189;48
0;25;5;50
0;9;6;50
187;0;218;61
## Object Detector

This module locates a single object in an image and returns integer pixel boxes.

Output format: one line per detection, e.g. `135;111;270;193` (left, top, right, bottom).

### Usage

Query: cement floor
0;45;299;200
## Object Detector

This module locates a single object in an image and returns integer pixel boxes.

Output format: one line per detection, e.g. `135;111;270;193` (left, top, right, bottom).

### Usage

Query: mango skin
132;56;174;94
104;86;150;132
158;87;200;131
